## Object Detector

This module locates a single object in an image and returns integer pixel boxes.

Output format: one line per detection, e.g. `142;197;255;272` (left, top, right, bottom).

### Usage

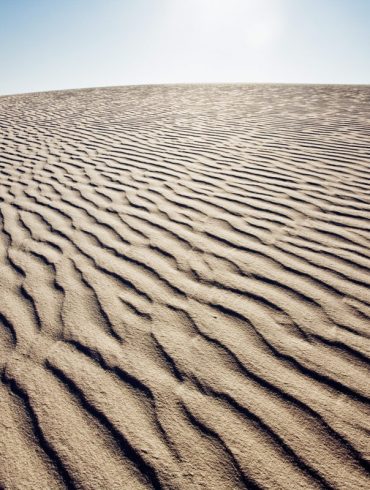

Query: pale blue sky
0;0;369;95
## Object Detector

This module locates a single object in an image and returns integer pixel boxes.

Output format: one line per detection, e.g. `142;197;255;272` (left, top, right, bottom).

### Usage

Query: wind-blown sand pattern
0;84;369;489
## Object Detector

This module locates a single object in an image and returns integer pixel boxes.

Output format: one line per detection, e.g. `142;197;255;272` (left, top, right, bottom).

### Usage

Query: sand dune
0;84;369;489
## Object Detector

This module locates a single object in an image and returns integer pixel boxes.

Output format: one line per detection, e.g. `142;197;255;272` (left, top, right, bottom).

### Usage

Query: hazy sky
0;0;369;95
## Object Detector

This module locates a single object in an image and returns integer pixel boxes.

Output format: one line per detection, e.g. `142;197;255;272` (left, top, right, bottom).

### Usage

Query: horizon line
2;80;370;98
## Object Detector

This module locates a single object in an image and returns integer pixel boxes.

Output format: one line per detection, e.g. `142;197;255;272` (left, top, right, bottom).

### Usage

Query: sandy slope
0;84;369;489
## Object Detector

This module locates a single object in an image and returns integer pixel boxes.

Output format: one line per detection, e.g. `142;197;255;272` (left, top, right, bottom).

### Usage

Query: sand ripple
0;84;369;489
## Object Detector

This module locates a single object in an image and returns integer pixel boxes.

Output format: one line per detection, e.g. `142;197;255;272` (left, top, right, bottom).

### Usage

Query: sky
0;0;369;95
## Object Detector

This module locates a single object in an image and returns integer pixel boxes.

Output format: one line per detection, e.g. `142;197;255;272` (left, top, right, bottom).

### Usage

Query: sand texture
0;84;369;489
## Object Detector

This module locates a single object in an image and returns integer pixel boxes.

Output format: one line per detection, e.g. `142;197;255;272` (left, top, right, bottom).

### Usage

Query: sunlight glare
164;0;284;50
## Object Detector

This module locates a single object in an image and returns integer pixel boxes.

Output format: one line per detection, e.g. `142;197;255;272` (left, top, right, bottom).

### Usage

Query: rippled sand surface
0;84;369;489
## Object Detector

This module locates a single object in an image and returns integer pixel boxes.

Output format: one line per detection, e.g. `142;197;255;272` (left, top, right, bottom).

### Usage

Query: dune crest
0;84;369;489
